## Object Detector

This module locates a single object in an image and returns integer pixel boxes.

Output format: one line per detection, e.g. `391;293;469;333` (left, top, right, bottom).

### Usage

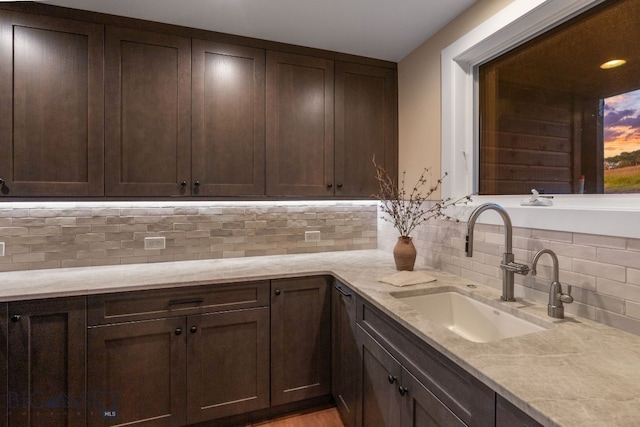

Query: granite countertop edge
1;249;639;426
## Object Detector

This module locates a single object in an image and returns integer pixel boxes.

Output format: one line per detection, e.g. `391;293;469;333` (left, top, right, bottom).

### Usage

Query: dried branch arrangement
372;157;472;237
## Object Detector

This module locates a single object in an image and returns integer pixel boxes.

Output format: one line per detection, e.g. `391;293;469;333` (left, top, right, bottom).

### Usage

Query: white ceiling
37;0;477;62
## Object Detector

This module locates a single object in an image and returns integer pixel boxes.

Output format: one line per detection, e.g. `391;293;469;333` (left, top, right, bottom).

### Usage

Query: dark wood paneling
87;317;187;427
331;282;358;427
271;276;331;405
105;26;191;197
87;281;269;325
335;62;397;197
480;80;577;195
266;51;334;196
7;297;86;427
0;11;103;196
186;308;270;423
192;40;265;196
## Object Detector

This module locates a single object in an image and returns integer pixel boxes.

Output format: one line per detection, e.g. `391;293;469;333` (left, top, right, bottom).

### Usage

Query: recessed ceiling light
600;59;627;69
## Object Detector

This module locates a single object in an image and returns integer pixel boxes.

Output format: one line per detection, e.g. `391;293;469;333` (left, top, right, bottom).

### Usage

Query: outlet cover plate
305;231;321;242
144;237;166;250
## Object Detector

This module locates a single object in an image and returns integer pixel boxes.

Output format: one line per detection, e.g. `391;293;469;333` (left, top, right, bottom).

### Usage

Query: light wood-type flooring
247;407;344;427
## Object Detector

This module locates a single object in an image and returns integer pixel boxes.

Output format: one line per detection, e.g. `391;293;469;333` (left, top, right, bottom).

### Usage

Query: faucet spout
465;203;527;302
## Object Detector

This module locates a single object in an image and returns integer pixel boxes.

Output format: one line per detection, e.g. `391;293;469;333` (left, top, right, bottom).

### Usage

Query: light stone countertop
1;249;639;426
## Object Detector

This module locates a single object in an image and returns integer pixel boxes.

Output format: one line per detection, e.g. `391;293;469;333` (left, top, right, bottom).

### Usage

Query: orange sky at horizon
604;88;640;159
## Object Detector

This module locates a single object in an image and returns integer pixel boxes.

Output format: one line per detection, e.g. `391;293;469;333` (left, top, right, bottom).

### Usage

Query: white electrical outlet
305;231;321;242
144;237;166;250
0;242;4;257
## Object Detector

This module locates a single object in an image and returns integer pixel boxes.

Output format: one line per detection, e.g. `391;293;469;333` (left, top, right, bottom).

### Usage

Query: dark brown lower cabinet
271;276;331;406
186;308;270;424
331;281;358;427
5;297;86;427
356;326;464;427
88;317;187;427
88;307;270;427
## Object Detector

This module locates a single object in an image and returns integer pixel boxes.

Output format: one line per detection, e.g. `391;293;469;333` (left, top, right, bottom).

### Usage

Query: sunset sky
603;88;640;158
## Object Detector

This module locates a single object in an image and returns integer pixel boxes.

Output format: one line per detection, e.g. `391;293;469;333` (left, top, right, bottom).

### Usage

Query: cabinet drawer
88;280;269;325
357;299;495;426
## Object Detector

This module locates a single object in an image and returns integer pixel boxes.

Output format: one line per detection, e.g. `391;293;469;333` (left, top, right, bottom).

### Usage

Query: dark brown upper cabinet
192;40;266;196
335;62;398;197
105;26;191;197
0;11;104;197
266;51;335;197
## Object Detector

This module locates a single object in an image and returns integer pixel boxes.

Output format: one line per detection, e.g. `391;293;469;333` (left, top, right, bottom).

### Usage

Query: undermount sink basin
393;289;548;343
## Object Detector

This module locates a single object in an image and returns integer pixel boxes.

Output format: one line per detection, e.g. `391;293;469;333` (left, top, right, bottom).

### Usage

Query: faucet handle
560;285;573;304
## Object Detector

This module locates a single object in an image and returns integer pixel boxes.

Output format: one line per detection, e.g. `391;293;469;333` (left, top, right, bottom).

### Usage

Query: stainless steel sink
393;288;550;343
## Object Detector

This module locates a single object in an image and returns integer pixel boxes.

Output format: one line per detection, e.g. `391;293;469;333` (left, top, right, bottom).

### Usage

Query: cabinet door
6;297;86;427
87;318;187;427
266;51;334;196
356;326;402;427
335;62;397;197
105;26;191;197
0;11;104;197
496;395;543;427
400;368;465;427
271;276;331;405
331;282;358;427
192;40;266;196
186;307;270;424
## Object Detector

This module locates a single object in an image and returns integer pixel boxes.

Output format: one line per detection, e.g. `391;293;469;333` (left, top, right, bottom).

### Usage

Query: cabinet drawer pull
10;314;21;322
190;325;197;333
168;298;204;306
399;386;408;396
388;375;397;384
335;285;352;298
175;328;182;335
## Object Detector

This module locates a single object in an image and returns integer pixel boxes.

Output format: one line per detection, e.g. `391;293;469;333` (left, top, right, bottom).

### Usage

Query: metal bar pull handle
168;298;204;306
334;285;352;298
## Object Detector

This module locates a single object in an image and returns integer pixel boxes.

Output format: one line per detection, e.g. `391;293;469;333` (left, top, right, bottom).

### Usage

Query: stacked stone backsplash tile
378;206;640;336
0;202;377;272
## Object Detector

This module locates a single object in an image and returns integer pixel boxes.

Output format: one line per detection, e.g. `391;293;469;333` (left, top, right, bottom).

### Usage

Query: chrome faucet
465;203;529;301
531;249;573;319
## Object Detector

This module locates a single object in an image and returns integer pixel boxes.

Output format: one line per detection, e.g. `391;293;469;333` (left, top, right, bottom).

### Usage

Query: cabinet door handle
10;314;21;322
335;285;352;298
326;183;333;189
180;181;187;187
274;289;281;296
337;183;343;189
168;298;204;306
387;375;397;384
0;178;4;186
190;325;197;333
175;328;183;335
194;180;200;187
398;386;408;396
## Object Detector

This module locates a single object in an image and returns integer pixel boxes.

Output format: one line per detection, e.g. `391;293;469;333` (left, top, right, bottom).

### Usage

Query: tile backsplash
0;201;377;272
378;209;640;336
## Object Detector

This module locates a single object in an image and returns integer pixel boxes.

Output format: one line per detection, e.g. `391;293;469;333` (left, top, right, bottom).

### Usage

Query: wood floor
247;408;345;427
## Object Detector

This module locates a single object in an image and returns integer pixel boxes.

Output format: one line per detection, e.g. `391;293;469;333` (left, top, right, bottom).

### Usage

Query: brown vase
393;236;417;271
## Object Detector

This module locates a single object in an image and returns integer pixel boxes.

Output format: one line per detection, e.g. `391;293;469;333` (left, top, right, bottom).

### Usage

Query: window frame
440;0;640;239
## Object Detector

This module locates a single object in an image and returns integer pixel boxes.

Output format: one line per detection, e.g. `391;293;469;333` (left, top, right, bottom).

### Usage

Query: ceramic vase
393;236;416;271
